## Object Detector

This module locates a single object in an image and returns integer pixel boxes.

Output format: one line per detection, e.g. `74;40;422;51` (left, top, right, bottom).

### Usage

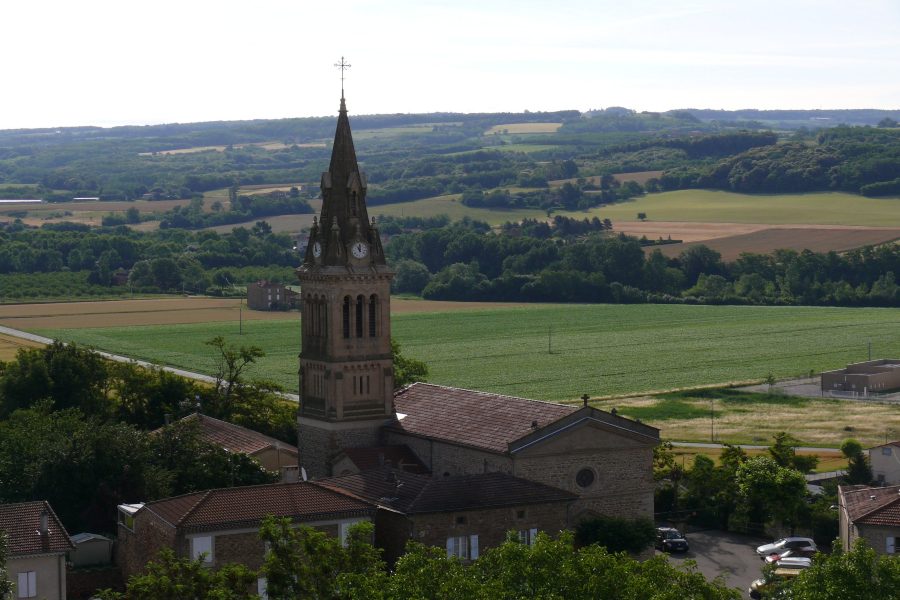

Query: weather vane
334;56;351;98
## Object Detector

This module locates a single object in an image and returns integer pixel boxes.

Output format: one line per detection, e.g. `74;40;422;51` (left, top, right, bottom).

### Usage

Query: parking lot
657;529;771;595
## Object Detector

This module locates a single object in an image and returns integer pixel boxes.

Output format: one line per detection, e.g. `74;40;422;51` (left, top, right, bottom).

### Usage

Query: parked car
764;547;817;565
655;527;689;552
772;557;812;569
755;537;816;558
748;567;805;599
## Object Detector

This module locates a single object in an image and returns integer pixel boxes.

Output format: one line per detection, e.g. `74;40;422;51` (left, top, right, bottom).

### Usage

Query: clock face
312;241;322;258
351;242;368;259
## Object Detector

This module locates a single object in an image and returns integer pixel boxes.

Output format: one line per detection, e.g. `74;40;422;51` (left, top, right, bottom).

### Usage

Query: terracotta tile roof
336;445;430;475
153;414;298;458
389;383;578;453
143;481;375;531
321;471;577;515
0;501;74;556
839;485;900;525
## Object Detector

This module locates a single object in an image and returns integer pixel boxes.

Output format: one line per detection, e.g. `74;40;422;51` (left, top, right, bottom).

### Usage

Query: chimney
39;511;49;536
164;414;171;426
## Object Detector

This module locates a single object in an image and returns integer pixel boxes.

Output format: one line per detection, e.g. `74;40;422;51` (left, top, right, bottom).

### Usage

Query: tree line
385;224;900;307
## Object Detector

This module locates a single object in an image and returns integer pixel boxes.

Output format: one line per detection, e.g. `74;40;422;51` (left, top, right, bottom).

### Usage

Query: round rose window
576;468;595;488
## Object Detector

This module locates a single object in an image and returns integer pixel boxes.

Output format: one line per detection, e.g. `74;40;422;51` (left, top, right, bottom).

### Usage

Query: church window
575;469;595;488
366;375;370;394
352;376;357;396
342;297;350;338
369;295;377;337
356;295;364;338
351;191;358;217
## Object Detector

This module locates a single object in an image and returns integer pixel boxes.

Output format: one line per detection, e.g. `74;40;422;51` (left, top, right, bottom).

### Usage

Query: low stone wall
67;566;124;598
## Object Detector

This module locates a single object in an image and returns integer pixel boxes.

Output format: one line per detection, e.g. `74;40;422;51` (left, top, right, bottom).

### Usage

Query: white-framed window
17;571;36;598
888;537;896;554
518;528;538;545
339;521;362;547
257;577;268;600
191;536;213;564
446;535;479;560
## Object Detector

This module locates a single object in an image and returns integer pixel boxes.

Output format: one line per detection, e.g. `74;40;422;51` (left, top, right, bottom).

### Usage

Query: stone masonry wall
515;446;655;521
387;433;513;476
299;421;384;478
116;512;178;580
857;524;900;556
409;501;571;561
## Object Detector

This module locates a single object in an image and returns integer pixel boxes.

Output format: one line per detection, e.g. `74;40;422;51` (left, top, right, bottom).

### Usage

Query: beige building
0;501;74;600
246;280;300;310
838;485;900;555
821;359;900;394
868;441;900;486
293;93;660;530
153;413;298;473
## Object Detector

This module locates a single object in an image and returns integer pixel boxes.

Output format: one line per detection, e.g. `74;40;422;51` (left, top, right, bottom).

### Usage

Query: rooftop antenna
334;56;351;99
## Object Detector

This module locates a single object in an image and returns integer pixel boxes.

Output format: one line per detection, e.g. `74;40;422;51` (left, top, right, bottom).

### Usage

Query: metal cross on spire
334;56;351;98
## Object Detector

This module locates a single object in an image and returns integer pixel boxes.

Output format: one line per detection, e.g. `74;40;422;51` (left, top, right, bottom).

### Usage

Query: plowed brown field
0;298;524;330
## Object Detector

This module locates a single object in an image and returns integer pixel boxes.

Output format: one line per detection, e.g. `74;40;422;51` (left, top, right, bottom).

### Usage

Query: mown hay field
593;393;900;448
0;297;520;330
649;227;900;261
31;304;900;402
588;190;900;227
484;123;562;135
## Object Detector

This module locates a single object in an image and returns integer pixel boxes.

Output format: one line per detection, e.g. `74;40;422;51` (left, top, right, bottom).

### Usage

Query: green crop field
584;190;900;227
33;304;900;401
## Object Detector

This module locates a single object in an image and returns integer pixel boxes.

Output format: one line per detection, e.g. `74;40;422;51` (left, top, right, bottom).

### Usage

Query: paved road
0;324;301;402
672;441;840;453
659;529;769;595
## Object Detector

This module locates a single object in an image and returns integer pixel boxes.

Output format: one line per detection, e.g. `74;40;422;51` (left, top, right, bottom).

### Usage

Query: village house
115;481;376;589
246;280;301;310
868;441;900;486
837;484;900;555
153;413;299;473
320;468;578;565
0;501;74;600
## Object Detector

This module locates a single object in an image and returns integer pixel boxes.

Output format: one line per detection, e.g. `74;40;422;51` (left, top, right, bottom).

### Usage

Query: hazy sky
3;0;899;130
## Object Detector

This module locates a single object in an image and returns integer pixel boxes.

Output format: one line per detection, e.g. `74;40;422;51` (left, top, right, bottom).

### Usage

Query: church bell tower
295;95;396;478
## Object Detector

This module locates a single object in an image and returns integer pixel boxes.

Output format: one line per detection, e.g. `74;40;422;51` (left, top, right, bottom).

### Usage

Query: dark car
655;527;689;552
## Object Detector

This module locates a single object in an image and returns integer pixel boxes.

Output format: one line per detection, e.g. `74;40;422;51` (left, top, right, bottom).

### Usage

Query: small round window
576;468;595;488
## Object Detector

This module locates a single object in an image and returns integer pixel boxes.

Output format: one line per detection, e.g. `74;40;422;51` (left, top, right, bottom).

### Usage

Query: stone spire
308;97;386;267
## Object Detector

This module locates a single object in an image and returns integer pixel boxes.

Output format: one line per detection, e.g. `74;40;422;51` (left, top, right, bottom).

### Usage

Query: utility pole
548;324;552;354
710;399;715;443
869;342;872;361
239;303;243;335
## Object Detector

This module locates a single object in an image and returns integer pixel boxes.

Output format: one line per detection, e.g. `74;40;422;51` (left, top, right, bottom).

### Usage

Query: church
294;94;660;523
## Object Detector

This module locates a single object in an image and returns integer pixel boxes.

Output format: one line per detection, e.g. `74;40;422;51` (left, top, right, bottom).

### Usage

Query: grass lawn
33;303;900;403
585;190;900;227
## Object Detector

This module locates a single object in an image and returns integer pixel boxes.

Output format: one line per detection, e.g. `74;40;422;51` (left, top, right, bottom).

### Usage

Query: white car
764;547;817;565
773;556;812;569
756;537;816;558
